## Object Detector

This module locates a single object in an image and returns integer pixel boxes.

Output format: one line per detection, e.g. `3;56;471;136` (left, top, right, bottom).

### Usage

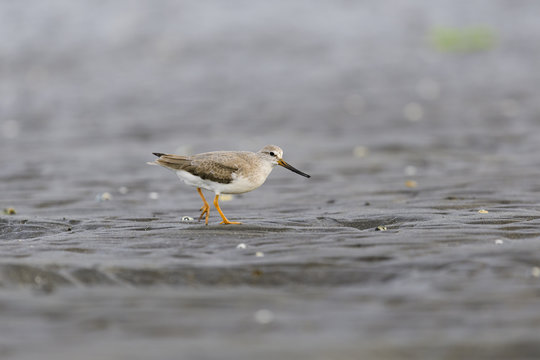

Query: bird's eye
269;152;275;157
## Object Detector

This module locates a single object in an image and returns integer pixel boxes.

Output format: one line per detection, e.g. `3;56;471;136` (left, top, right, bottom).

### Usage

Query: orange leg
197;188;210;225
214;194;241;225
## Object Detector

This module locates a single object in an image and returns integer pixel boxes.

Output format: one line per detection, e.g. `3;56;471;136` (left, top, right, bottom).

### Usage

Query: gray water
2;1;540;359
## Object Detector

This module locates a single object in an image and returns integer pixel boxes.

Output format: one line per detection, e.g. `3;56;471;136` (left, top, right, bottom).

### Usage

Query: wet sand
2;1;540;359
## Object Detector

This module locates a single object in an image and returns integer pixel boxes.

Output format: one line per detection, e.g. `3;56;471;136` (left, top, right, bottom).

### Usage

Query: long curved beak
277;158;311;178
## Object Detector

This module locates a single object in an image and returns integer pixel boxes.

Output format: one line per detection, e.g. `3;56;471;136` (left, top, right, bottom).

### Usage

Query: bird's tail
147;152;166;165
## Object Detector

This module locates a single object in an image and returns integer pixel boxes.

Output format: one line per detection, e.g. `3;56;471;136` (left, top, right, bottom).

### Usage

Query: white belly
175;170;265;194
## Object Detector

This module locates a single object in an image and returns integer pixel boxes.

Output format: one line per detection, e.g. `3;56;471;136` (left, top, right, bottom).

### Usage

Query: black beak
277;159;311;178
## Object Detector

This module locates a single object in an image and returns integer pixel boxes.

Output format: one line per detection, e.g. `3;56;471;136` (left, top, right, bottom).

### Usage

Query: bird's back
152;150;269;187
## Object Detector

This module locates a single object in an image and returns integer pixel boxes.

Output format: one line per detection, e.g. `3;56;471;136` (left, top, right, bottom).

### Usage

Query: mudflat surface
2;1;540;359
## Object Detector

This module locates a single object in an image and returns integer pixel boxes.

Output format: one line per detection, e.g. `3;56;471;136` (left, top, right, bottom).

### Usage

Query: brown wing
154;154;237;184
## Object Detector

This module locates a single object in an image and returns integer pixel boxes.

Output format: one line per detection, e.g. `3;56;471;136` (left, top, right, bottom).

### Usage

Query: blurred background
3;0;540;176
3;0;540;209
2;1;540;359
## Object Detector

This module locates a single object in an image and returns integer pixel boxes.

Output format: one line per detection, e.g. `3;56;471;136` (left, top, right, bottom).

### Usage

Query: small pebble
254;309;274;324
181;216;193;221
403;102;424;122
494;239;504;245
255;251;264;257
96;192;112;201
376;225;387;231
220;194;233;201
478;209;489;214
405;180;418;188
353;146;369;158
148;192;159;200
531;267;540;278
3;207;16;215
118;186;129;195
236;243;247;249
404;165;417;176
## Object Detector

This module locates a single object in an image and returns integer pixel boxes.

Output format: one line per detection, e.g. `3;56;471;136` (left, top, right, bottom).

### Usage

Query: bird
148;145;310;225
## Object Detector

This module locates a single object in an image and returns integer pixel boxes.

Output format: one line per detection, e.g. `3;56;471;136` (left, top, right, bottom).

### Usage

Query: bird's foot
219;220;242;225
198;204;210;225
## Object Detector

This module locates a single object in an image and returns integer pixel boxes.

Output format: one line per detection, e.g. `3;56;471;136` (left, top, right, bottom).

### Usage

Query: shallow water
2;1;540;359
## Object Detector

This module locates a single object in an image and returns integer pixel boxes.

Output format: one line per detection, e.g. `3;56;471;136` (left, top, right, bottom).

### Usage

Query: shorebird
148;145;310;225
